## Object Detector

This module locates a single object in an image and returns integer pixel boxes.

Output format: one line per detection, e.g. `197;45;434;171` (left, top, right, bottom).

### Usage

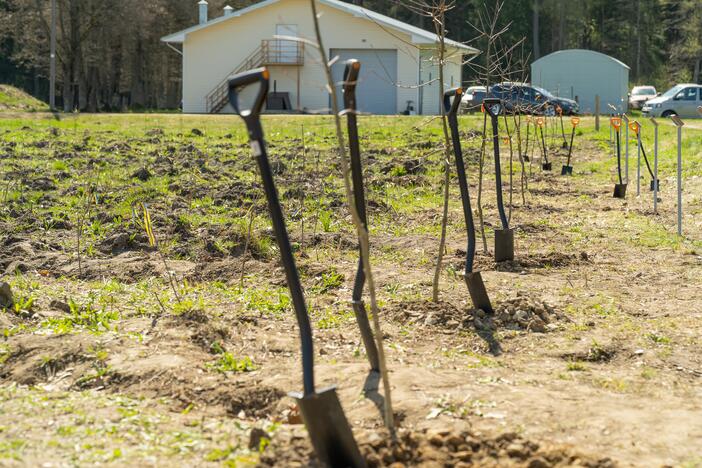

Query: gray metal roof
532;49;630;70
161;0;478;53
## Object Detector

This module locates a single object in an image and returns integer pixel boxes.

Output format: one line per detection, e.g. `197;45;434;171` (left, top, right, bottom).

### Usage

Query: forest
0;0;700;111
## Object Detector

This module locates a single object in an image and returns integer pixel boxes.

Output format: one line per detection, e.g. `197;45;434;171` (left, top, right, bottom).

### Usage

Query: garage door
330;49;398;115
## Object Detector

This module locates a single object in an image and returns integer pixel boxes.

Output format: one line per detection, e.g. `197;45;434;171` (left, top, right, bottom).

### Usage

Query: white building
161;0;478;115
531;49;630;114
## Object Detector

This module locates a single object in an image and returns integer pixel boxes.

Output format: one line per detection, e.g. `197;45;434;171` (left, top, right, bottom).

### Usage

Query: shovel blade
650;179;660;191
465;272;493;314
542;162;552;171
494;228;514;263
561;165;573;176
613;183;627;199
291;387;366;468
351;300;380;371
523;155;530;162
562;141;569;149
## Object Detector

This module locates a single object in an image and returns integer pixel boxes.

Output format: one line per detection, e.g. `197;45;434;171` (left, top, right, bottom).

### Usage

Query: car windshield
661;85;685;98
532;85;554;98
633;87;655;96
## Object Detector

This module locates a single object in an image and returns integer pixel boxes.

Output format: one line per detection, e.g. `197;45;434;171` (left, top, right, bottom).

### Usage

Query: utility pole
50;0;57;111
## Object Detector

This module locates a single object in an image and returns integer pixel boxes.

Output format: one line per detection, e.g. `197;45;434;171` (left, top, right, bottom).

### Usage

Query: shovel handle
343;60;360;110
443;87;463;116
228;68;269;139
482;98;501;118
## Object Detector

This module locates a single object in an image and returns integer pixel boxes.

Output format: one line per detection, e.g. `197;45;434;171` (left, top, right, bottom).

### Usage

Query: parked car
642;84;702;118
628;85;658;110
460;86;487;113
487;82;579;115
535;86;580;115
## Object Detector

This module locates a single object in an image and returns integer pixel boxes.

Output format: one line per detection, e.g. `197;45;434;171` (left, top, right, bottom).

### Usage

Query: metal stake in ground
446;89;492;313
228;68;365;468
536;117;551;171
561;117;580;175
671;115;685;236
483;98;514;262
649;117;659;214
611;117;627;198
342;59;380;372
622;113;630;184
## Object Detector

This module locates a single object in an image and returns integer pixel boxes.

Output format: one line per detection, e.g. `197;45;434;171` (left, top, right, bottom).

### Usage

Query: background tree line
0;0;700;111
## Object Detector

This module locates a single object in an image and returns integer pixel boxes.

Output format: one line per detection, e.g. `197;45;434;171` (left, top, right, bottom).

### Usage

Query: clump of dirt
496;252;587;272
491;293;567;333
389;300;472;331
389;295;566;334
259;428;617;467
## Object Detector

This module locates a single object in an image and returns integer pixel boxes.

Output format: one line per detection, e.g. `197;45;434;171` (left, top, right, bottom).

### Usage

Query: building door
275;24;298;63
330;49;398;115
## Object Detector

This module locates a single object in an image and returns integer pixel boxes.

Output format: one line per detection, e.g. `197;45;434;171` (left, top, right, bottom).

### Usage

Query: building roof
161;0;478;53
532;49;630;70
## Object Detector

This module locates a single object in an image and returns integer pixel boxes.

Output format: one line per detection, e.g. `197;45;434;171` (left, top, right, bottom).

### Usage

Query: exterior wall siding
531;50;630;114
419;48;464;115
181;0;438;114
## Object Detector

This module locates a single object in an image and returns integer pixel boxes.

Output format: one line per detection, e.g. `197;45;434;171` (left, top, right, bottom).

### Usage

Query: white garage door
330;49;398;115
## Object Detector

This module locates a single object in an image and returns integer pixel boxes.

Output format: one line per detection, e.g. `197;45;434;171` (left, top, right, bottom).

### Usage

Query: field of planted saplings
0;104;701;466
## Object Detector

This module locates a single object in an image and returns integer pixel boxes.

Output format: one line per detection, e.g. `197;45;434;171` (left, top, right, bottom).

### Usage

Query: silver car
628;85;657;110
642;84;702;118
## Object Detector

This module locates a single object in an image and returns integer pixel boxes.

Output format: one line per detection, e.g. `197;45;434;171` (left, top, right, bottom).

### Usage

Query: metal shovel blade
561;165;573;176
650;179;660;191
542;162;553;171
351;300;380;371
562;141;569;149
291;387;367;468
494;228;514;263
523;155;530;162
613;183;628;199
464;272;493;314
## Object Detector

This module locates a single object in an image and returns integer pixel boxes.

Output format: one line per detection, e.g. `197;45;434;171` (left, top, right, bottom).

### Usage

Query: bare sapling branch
308;0;395;435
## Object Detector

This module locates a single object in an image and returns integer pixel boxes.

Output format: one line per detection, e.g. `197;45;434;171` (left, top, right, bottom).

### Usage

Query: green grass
0;85;48;112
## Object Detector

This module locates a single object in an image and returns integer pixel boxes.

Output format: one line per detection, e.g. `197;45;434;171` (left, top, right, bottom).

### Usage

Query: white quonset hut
162;0;478;115
531;49;630;114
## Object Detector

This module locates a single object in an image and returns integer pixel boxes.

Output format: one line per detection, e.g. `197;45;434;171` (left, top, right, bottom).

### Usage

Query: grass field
0;110;701;466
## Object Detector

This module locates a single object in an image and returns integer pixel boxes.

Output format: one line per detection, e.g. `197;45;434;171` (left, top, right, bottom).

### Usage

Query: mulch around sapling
258;427;617;467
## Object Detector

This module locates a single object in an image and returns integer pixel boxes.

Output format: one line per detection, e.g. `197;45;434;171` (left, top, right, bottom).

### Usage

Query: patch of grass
207;353;255;374
566;361;588;372
41;298;119;334
646;332;671;345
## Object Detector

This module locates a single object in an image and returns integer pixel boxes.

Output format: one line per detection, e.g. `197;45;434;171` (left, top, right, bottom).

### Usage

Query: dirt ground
0;113;700;467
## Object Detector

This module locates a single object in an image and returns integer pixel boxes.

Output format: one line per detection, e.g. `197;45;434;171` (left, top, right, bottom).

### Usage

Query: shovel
342;59;380;372
536;117;551;171
561;117;580;175
445;89;492;313
557;106;569;149
611;117;627;198
483;98;514;262
629;121;658;192
228;68;366;468
523;116;531;162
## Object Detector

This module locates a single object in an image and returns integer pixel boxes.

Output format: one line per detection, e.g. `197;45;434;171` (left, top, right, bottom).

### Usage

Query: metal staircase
205;39;304;113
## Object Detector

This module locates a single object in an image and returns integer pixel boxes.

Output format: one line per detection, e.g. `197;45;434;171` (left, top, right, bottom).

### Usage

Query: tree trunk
532;0;540;59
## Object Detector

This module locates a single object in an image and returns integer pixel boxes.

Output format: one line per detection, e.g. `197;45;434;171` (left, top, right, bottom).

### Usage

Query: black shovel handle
566;126;576;166
444;88;476;273
343;59;381;372
228;68;315;397
228;68;269;140
482;98;509;230
343;60;368;297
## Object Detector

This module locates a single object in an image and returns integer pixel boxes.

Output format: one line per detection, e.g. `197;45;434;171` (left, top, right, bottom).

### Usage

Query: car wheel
661;110;676;118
